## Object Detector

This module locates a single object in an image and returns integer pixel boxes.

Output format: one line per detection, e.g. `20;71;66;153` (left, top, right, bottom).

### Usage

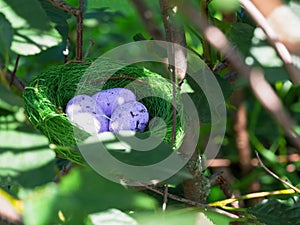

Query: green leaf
39;0;70;40
78;132;192;185
88;209;138;225
23;167;157;225
0;130;56;188
134;209;233;225
0;12;13;64
181;70;232;123
248;198;300;225
227;22;255;56
210;0;240;13
0;0;62;55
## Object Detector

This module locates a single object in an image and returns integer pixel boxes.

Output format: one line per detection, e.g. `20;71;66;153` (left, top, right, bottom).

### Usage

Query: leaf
0;130;56;188
248;198;300;225
77;132;192;185
134;209;232;225
23;167;157;225
0;0;62;55
227;22;255;56
88;209;138;225
181;70;232;123
0;12;13;64
39;0;70;40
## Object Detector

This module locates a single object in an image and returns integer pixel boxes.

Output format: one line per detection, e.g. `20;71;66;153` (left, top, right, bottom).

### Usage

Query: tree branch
49;0;84;61
0;67;26;92
180;3;300;151
48;0;79;16
255;151;300;193
76;0;84;61
143;185;239;219
130;0;163;40
240;0;300;84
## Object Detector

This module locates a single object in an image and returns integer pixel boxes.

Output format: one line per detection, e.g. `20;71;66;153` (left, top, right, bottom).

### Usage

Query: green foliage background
0;0;300;224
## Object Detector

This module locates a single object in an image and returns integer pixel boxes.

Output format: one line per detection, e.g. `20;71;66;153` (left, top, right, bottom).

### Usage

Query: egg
65;94;109;133
109;101;149;132
92;88;136;117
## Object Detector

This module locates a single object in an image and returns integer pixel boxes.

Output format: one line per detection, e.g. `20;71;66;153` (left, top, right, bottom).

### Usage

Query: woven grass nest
23;58;186;165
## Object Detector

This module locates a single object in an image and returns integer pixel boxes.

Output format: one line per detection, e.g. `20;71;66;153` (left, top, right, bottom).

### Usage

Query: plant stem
76;0;84;61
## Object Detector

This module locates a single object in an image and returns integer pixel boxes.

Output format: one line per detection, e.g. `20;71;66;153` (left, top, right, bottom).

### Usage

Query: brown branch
75;0;84;61
180;3;300;151
160;0;187;84
143;185;239;219
240;0;300;84
130;0;163;40
9;55;20;87
255;151;300;194
84;39;95;59
162;184;168;211
200;0;212;68
49;0;83;61
48;0;79;16
0;67;26;92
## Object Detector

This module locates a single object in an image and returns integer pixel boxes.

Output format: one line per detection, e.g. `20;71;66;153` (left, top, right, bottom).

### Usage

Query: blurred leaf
227;22;255;56
0;12;13;64
23;167;157;225
88;209;138;225
0;130;55;187
0;84;22;110
134;209;232;225
181;70;232;123
210;0;240;13
248;198;300;225
0;0;62;55
39;0;70;40
85;0;135;15
78;132;192;185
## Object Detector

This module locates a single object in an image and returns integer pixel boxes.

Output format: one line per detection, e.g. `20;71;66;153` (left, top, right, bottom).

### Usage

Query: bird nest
23;59;186;165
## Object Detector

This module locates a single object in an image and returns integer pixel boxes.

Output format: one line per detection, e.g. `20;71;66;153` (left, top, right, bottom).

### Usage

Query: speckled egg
92;88;136;117
66;94;96;118
65;94;109;133
71;111;109;134
109;101;149;132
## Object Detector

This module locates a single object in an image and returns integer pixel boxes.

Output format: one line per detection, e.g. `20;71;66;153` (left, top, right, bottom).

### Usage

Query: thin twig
209;188;296;207
54;162;74;183
0;67;26;92
143;185;239;219
9;55;20;87
200;0;212;68
48;0;79;16
240;0;300;84
255;151;300;193
76;0;84;61
130;0;163;40
84;39;95;59
162;184;168;211
180;3;300;151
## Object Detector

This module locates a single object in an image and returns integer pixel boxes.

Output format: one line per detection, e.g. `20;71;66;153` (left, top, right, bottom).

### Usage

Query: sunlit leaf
0;130;55;187
23;167;157;225
0;0;62;55
0;12;13;65
88;209;138;225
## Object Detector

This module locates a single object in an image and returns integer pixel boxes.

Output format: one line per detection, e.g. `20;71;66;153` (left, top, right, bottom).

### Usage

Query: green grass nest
23;59;186;165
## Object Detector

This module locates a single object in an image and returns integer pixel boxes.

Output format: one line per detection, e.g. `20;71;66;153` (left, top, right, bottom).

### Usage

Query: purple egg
66;94;96;119
109;101;149;133
71;111;109;134
65;94;109;133
92;88;136;117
